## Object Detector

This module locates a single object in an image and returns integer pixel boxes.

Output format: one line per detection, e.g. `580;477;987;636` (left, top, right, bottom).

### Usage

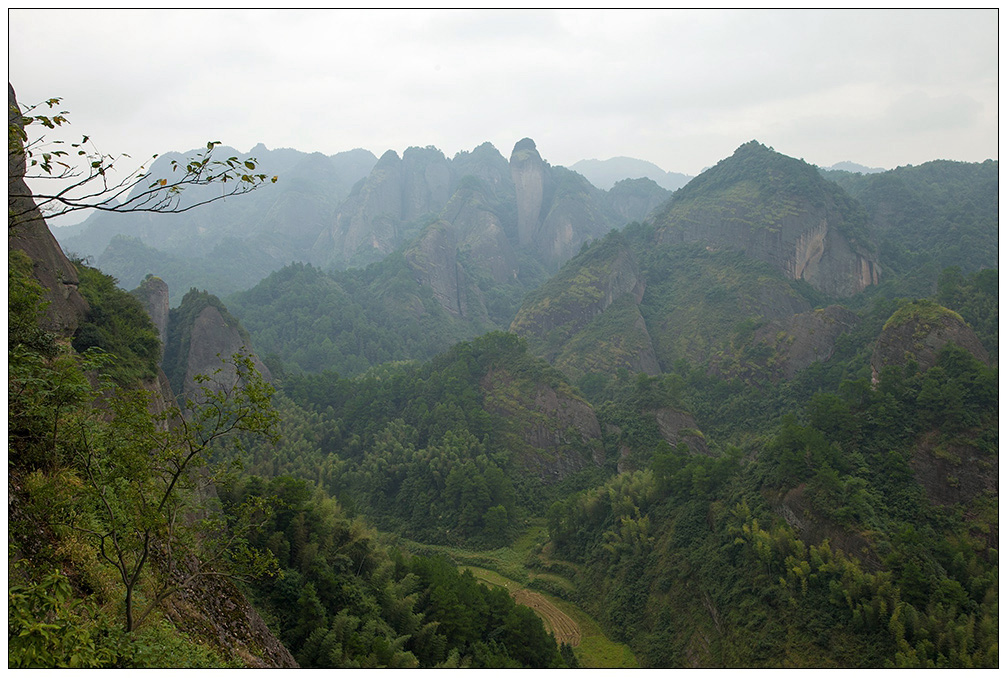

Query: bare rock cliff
183;306;273;395
510;138;548;248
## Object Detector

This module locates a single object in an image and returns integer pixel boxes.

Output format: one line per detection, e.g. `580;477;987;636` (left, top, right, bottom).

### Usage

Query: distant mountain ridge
55;139;671;303
569;156;693;191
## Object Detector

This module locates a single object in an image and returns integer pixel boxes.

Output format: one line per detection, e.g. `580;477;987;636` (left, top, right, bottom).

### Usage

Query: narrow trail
510;588;582;647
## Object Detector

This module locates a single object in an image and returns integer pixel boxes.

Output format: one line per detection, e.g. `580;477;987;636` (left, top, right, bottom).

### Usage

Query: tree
8;87;277;222
70;352;280;632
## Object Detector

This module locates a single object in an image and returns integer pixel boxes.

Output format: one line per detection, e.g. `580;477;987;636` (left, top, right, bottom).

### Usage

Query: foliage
67;352;280;632
70;262;161;384
217;476;571;668
936;267;998;360
8;565;120;668
226;260;492;377
825;159;998;274
9;95;276;220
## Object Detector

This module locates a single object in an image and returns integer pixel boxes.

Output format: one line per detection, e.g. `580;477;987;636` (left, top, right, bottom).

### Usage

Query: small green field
398;521;638;669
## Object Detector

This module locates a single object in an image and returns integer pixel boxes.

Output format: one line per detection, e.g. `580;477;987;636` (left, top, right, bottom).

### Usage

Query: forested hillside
10;85;997;671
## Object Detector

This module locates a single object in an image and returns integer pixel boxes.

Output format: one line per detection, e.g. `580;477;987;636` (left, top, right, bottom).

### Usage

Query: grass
401;519;638;668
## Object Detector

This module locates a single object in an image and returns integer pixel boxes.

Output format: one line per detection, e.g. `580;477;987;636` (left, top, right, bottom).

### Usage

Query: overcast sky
8;9;998;183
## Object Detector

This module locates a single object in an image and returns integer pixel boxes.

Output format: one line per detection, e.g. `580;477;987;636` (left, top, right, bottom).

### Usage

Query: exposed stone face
658;199;878;298
440;186;519;285
510;237;645;356
653;408;710;456
163;573;298;668
184;306;272;395
404;221;474;319
772;484;881;570
870;303;989;383
401;146;453;222
716;305;860;382
132;276;171;350
655;142;880;298
510;138;548;248
8;83;89;335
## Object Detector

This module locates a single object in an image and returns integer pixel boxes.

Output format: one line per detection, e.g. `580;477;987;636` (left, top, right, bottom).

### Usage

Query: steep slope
824;159;998;274
55;145;377;293
162;288;273;397
510;230;648;370
654;141;879;297
8;83;90;334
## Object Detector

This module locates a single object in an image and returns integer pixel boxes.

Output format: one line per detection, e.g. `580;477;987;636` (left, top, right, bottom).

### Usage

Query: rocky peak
131;275;170;350
655;141;880;297
510;138;549;247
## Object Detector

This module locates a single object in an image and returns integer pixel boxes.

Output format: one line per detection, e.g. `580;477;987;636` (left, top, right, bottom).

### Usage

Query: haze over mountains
14;76;998;670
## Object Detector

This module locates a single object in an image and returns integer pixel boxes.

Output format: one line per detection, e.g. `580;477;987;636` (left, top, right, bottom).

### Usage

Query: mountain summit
654;141;880;297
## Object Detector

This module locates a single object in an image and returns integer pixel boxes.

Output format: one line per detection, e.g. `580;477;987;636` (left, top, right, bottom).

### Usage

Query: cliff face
404;221;484;321
184;305;273;394
655;142;880;298
8;83;89;335
712;305;859;382
653;408;709;456
510;138;549;248
131;275;171;350
312;149;407;268
163;574;298;668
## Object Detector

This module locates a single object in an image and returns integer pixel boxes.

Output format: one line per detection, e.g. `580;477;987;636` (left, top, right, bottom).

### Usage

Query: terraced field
511;588;582;647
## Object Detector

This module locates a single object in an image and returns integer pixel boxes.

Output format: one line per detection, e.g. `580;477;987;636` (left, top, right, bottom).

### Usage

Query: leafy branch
9;96;277;222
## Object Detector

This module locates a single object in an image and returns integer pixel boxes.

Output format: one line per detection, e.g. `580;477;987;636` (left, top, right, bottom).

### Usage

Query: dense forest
9;128;998;668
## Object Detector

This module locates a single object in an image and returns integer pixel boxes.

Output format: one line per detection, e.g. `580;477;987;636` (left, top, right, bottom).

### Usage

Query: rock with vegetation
654;141;880;297
162;288;272;396
131;274;170;348
870;299;989;382
8;84;89;334
606;177;673;225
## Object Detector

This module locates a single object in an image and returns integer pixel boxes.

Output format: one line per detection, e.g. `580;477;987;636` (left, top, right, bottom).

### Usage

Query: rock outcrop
8;83;89;335
605;177;672;225
131;275;171;350
712;305;859;382
653;408;710;456
163;573;298;668
510;231;645;359
870;300;989;383
184;305;272;394
655;141;880;298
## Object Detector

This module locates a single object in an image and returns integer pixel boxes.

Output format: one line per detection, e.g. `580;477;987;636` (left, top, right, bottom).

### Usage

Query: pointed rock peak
248;142;269;155
513;137;537;153
510;138;543;163
376;149;401;166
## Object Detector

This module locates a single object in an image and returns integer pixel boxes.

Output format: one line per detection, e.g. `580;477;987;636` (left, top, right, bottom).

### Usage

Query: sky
8;9;999;188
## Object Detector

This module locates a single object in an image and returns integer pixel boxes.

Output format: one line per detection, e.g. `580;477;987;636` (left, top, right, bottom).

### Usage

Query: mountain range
11;71;999;671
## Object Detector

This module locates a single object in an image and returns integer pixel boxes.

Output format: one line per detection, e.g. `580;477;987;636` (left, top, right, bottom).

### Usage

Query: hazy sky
8;9;998;181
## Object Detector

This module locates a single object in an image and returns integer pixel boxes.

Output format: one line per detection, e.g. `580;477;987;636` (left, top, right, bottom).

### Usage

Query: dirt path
511;588;582;647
